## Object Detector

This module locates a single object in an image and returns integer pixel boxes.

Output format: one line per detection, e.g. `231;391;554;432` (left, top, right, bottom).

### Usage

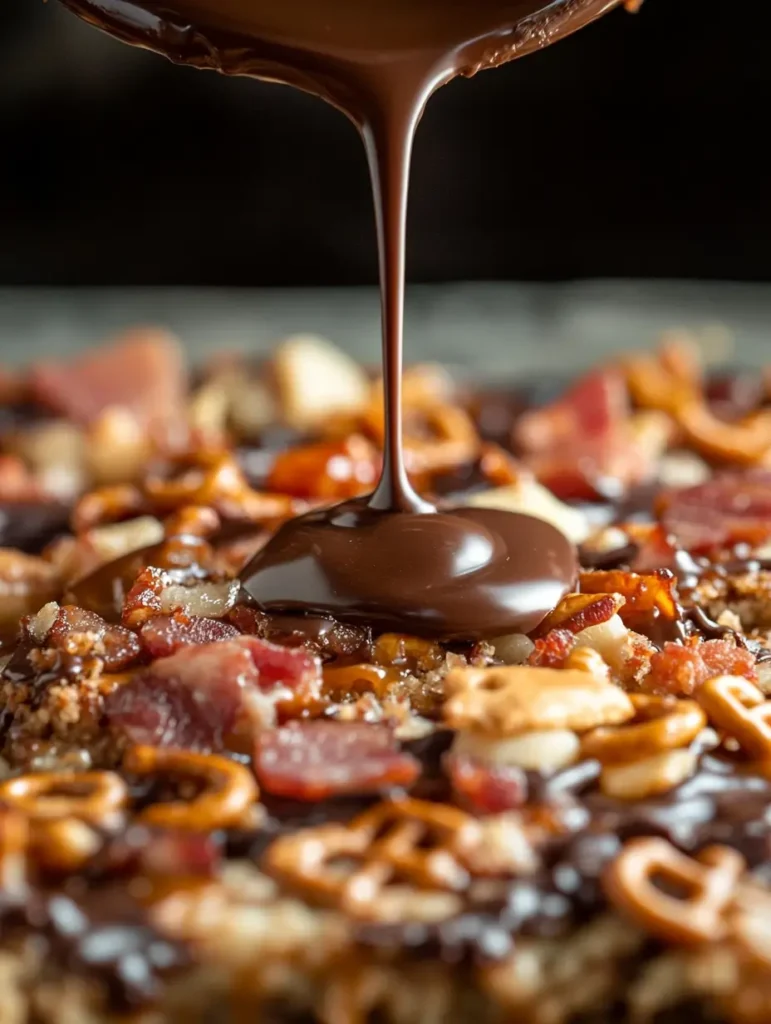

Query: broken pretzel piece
443;662;634;737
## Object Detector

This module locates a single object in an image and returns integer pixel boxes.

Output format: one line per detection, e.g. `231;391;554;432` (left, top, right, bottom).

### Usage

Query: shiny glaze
57;0;620;636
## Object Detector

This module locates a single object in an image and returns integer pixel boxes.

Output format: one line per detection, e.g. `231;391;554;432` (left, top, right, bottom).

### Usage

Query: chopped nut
491;632;535;665
443;663;634;736
573;613;632;674
85;407;153;485
86;515;165;564
467;477;590;543
452;727;580;772
271;334;370;432
600;749;698;800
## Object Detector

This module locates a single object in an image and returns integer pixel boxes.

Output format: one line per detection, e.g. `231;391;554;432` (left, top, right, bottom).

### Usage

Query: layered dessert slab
0;328;768;1022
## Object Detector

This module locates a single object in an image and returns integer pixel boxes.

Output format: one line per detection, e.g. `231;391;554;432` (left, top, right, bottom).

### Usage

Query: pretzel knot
265;798;482;922
697;675;771;760
124;746;259;832
581;694;706;764
144;451;296;522
0;773;128;876
604;837;745;945
0;771;128;825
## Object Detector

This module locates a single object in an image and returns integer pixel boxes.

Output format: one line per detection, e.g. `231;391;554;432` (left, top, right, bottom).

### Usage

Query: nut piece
600;749;697;800
453;728;580;772
271;334;370;432
443;664;634;736
467;477;590;543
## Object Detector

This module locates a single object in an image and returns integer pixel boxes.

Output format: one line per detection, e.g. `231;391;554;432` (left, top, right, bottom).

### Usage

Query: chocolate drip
55;0;622;636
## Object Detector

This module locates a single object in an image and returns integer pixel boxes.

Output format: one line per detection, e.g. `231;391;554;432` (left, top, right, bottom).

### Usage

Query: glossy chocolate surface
57;0;616;635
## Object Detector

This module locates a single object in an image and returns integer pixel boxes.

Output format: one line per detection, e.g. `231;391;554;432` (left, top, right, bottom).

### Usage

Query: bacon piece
534;593;624;638
105;637;321;751
29;328;185;427
140;612;240;659
658;472;771;553
267;436;380;500
514;369;655;501
580;569;680;623
644;637;758;697
254;721;420;801
527;628;577;668
46;605;141;671
516;369;628;451
447;755;527;814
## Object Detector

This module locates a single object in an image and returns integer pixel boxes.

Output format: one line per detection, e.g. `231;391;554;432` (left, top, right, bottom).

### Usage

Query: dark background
1;2;767;287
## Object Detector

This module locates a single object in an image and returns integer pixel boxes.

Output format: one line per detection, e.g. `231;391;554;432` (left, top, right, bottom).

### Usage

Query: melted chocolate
57;0;617;638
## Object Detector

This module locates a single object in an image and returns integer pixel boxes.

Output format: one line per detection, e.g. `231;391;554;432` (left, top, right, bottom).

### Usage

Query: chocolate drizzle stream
54;0;630;638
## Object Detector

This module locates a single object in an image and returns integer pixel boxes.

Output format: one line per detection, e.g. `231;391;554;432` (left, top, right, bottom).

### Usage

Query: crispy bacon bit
254;721;420;801
267;435;380;500
516;369;628;451
45;605;141;671
580;569;680;623
122;566;167;628
67;535;213;623
105;637;321;750
644;637;758;697
527;628;577;668
29;328;185;427
514;369;657;500
658;473;771;553
140;612;240;659
447;755;527;814
534;593;624;638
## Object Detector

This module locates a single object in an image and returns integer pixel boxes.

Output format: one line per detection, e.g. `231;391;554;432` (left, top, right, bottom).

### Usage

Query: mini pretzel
0;771;128;826
403;405;480;475
265;798;481;920
604;837;745;945
443;663;634;736
698;675;771;760
72;483;145;533
125;746;259;831
581;694;706;765
144;451;297;522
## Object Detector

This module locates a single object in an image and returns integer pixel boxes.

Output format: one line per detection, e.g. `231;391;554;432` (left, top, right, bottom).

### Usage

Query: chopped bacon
514;369;655;500
254;720;420;801
516;369;628;452
447;754;527;814
527;628;577;668
534;593;624;638
140;612;240;659
580;569;680;623
105;637;321;750
45;605;141;671
658;472;771;553
267;435;380;500
644;637;758;697
29;328;186;427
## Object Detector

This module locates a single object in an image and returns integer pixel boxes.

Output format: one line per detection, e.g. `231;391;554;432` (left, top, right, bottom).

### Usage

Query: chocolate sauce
57;0;623;638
